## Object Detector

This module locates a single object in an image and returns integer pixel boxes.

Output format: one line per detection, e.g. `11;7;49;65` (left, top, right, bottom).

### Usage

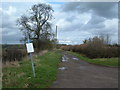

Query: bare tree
106;34;111;45
99;34;111;45
17;3;54;50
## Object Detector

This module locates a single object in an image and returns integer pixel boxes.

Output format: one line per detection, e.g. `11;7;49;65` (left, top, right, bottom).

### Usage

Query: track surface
51;51;118;88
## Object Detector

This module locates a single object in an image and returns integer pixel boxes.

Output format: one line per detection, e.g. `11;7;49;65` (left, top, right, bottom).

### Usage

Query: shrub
60;36;119;58
2;48;27;64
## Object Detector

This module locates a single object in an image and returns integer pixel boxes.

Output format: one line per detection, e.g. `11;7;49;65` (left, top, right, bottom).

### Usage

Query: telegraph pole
56;25;57;39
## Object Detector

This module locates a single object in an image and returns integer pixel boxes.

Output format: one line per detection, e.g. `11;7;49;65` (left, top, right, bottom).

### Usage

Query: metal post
30;53;36;77
27;38;36;77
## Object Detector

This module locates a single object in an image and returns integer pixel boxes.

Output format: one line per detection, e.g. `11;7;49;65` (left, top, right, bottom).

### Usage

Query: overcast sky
1;1;118;45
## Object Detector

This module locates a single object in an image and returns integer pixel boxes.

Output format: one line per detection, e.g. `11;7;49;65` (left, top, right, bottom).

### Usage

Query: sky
1;1;118;45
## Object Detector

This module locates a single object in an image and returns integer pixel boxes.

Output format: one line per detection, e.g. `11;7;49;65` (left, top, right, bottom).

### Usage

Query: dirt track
51;51;118;88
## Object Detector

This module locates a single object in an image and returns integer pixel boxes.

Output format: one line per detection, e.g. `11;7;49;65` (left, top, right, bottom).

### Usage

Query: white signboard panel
26;43;34;53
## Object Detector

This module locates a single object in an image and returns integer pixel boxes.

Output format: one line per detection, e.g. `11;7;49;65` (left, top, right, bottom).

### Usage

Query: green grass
3;50;62;88
67;51;119;67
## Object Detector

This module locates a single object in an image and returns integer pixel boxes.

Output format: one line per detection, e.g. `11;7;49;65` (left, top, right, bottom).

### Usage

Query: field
2;50;62;88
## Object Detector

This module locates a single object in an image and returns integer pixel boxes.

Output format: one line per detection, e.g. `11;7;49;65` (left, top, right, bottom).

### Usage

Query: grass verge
3;50;62;88
67;51;119;67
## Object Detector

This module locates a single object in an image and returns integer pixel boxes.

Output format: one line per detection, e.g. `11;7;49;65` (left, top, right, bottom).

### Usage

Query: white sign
26;43;34;53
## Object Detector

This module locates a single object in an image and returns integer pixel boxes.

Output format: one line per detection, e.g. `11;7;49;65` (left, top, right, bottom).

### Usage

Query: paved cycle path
51;51;118;88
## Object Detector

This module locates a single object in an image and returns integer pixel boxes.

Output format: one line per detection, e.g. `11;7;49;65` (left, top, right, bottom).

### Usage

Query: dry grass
38;50;48;56
2;50;48;68
2;61;20;68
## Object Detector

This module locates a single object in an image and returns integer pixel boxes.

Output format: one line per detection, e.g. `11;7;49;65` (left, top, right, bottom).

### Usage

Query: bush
2;48;27;64
60;36;119;58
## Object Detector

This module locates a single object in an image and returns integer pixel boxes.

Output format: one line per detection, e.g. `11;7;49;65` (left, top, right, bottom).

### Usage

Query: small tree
83;39;88;44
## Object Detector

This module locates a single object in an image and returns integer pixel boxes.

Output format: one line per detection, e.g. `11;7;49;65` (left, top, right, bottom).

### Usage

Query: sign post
26;39;36;77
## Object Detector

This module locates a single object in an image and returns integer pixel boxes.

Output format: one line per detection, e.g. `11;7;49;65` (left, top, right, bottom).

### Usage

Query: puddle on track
62;55;69;62
59;67;68;70
72;57;79;61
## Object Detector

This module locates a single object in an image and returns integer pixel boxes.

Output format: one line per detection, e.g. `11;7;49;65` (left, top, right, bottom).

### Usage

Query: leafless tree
17;3;54;50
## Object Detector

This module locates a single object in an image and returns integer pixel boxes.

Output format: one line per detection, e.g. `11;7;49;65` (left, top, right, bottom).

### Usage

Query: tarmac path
51;51;118;88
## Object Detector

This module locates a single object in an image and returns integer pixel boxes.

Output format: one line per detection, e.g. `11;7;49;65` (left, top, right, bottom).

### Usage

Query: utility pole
56;25;57;39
